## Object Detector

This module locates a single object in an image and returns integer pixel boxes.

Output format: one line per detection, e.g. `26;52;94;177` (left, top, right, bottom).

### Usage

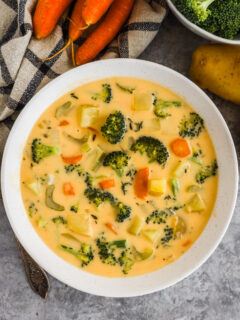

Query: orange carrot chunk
61;154;83;164
58;120;69;126
76;0;134;65
33;0;73;39
105;222;118;235
82;0;114;26
63;182;75;195
134;167;150;200
99;179;115;190
171;138;192;158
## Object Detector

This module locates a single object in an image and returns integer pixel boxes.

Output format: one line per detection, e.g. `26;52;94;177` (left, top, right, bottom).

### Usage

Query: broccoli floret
84;187;115;207
52;216;67;224
116;83;135;94
131;136;169;165
201;0;240;39
153;97;182;119
60;243;94;266
178;112;204;139
70;203;79;213
196;159;218;184
84;172;94;188
146;209;173;224
28;202;38;217
101;111;127;144
173;0;216;24
121;182;132;195
161;226;174;245
64;164;83;176
103;151;130;176
31;138;60;164
91;83;112;103
96;237;128;266
115;201;131;222
118;250;134;275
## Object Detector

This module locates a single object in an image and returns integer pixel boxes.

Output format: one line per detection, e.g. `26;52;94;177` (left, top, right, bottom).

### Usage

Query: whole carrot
33;0;73;39
76;0;134;65
82;0;114;26
69;0;86;42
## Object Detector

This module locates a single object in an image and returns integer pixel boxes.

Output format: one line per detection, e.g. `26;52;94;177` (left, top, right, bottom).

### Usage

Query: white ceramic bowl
166;0;240;45
1;59;238;297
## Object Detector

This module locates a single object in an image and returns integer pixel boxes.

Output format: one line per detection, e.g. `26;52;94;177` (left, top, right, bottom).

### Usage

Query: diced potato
172;161;190;178
38;216;47;228
67;213;92;237
128;216;144;236
26;181;41;196
133;247;154;261
149;179;166;196
185;194;205;213
133;93;154;111
142;229;160;243
172;215;187;239
78;105;99;128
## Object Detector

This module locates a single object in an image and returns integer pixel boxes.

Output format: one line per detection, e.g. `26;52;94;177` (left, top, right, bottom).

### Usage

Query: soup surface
21;77;218;277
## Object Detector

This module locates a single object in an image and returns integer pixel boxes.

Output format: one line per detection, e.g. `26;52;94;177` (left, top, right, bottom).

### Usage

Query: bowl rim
166;0;240;45
1;59;239;297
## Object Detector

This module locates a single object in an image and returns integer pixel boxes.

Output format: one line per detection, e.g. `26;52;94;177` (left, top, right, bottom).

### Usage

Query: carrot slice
63;182;75;195
182;239;192;247
33;0;73;39
58;120;69;126
171;138;192;157
134;167;150;200
99;179;115;189
105;222;118;235
76;0;134;65
82;0;114;26
61;154;83;164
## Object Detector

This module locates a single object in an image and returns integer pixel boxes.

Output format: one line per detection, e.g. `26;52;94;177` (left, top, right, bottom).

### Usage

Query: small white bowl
1;59;238;297
166;0;240;45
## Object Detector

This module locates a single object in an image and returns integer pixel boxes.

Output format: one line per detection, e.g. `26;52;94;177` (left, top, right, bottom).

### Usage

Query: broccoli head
146;210;173;224
178;112;204;139
118;250;134;274
91;83;112;103
101;111;127;144
103;151;130;176
60;243;94;266
201;0;240;39
130;136;169;165
84;187;115;207
196;159;218;184
52;216;67;225
115;201;131;222
64;164;83;176
31;138;60;164
96;237;118;265
173;0;216;24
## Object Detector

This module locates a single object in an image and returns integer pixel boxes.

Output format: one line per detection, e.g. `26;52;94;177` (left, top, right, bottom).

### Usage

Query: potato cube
79;105;99;128
149;179;166;196
67;213;92;237
133;93;154;111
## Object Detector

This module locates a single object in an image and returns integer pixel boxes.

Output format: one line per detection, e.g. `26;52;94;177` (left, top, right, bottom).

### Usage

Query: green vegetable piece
185;194;206;213
142;229;160;243
91;84;112;103
172;216;187;239
131;136;169;165
60;243;94;266
101;111;127;144
63;131;90;145
186;185;203;193
26;180;41;196
170;178;180;197
55;101;72;119
118;251;134;274
128;216;144;236
38;216;47;228
70;203;79;213
111;240;127;248
45;185;65;211
78;105;99;128
28;203;38;217
196;160;218;184
90;146;105;171
52;216;67;225
31;138;60;164
178;112;204;139
161;226;174;245
172;161;190;178
115;201;131;223
116;83;135;94
103;151;130;177
133;247;154;261
133;93;154;111
153;96;182;119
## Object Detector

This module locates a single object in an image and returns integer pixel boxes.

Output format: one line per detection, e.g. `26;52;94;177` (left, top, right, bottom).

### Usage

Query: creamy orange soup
21;77;218;277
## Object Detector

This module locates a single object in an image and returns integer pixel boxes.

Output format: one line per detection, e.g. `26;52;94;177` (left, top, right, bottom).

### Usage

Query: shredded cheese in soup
21;77;218;277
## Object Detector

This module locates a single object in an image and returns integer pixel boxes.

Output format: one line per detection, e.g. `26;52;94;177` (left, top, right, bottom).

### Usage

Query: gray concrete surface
0;12;240;320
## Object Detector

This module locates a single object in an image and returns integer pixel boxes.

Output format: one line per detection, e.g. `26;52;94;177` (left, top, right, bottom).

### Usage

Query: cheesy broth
21;77;218;277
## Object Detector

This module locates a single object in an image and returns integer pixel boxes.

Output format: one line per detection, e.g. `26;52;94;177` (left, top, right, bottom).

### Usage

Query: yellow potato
190;44;240;105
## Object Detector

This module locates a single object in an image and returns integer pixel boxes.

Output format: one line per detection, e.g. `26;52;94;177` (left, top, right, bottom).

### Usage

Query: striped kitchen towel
0;0;167;133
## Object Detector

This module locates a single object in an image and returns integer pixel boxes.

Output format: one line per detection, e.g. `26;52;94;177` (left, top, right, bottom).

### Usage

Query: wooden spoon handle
16;238;50;299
